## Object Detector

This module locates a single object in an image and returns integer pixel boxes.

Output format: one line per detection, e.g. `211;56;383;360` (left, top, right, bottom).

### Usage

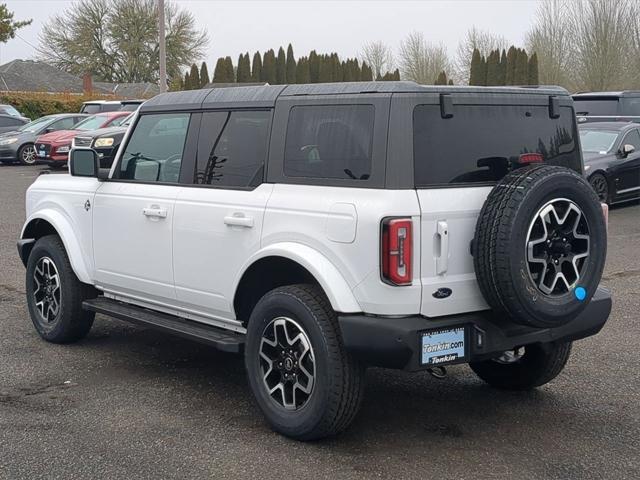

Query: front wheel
469;341;572;390
244;284;365;440
589;173;610;204
18;144;37;165
25;235;96;343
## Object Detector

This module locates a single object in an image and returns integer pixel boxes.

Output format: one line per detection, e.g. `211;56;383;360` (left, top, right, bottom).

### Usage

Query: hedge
0;92;116;120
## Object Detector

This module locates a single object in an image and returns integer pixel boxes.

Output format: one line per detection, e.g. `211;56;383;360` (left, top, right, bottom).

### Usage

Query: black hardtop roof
579;121;638;131
140;81;570;112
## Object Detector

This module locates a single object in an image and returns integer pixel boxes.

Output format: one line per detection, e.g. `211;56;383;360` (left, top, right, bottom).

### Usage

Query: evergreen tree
189;63;200;88
262;49;277;84
498;49;508;86
169;75;183;91
286;44;296;84
434;70;448;85
515;48;529;85
479;56;488;86
505;46;517;85
296;56;310;83
485;50;500;86
361;61;374;81
276;46;286;84
448;78;454;85
528;52;539;85
318;54;332;82
251;51;262;83
309;50;319;82
353;59;362;81
469;48;483;85
199;61;210;87
237;53;251;82
183;70;191;90
393;69;401;81
212;57;224;83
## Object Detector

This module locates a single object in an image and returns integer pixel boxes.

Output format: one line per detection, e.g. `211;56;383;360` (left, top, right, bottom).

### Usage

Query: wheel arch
233;243;361;325
20;212;92;283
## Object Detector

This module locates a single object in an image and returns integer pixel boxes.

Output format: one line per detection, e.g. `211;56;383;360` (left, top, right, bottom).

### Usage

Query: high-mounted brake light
381;218;413;286
519;153;544;164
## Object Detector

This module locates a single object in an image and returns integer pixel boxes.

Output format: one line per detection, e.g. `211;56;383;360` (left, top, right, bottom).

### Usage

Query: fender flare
21;209;93;284
234;242;362;313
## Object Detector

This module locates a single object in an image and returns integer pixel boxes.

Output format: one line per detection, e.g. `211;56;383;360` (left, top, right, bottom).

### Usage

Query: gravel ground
1;164;639;480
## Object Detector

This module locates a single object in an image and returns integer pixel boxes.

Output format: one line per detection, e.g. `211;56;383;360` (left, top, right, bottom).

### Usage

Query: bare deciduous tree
38;0;208;84
398;32;450;85
568;0;635;91
525;0;573;88
360;40;394;80
454;27;507;85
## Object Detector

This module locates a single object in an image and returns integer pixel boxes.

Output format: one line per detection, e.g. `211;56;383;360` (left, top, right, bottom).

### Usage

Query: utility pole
158;0;167;92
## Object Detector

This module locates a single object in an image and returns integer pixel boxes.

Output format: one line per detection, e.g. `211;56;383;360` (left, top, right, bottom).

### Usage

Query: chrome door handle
142;207;167;218
436;220;449;275
224;213;254;228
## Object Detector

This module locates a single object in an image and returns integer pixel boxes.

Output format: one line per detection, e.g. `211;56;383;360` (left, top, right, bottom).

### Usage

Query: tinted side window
284;105;374;180
622;98;640;116
82;105;101;114
196;110;271;188
413;104;580;187
621;129;640;150
118;113;190;183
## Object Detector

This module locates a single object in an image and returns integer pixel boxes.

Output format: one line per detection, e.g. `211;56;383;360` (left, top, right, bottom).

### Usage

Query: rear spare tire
473;165;607;328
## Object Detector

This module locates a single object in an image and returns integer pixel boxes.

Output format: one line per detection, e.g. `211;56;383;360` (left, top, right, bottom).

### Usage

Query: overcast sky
1;0;540;68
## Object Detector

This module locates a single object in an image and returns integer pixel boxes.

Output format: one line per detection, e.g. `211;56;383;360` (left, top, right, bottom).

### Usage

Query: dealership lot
1;164;639;480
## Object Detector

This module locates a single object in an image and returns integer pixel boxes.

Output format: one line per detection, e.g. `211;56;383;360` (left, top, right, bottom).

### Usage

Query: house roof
0;59;159;98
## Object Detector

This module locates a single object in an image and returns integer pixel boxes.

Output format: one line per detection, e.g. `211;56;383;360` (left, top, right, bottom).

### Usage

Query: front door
93;112;192;307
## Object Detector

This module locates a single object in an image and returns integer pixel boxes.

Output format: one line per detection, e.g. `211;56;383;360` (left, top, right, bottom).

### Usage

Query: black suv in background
573;91;640;124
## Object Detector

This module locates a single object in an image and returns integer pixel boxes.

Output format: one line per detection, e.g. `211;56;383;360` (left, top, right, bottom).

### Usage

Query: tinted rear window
81;104;101;114
413;104;581;187
573;98;619;116
284;105;374;180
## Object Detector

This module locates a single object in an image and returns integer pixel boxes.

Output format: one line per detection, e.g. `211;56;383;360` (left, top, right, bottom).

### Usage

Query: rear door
393;93;582;317
614;128;640;198
172;109;273;326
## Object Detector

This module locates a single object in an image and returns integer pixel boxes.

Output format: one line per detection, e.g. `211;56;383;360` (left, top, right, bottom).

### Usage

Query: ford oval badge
432;288;452;299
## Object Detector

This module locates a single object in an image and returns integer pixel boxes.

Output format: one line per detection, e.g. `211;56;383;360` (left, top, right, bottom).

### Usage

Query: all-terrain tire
244;284;365;440
473;165;607;328
469;341;572;390
25;235;96;343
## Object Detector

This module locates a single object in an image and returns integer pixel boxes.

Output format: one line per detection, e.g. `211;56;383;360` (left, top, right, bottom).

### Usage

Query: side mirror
621;144;635;157
69;148;100;177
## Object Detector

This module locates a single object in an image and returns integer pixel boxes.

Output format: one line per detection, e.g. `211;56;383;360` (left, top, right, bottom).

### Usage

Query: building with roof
0;59;159;98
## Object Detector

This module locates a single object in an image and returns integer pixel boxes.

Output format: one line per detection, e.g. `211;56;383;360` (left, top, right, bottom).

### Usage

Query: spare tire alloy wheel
259;316;315;410
473;165;607;328
526;198;590;296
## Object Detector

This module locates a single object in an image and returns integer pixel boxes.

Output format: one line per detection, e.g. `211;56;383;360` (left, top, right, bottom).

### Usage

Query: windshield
2;106;21;117
73;115;108;131
574;99;619;116
18;116;54;132
579;129;619;153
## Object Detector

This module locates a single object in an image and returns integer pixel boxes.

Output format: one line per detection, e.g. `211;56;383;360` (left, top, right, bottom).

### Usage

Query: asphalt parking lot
0;164;639;480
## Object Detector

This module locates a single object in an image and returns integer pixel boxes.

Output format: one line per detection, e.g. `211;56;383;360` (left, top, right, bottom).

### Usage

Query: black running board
83;297;244;353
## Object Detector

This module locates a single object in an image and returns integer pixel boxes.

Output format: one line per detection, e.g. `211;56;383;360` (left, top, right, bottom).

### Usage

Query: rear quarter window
413;104;581;187
284;105;374;181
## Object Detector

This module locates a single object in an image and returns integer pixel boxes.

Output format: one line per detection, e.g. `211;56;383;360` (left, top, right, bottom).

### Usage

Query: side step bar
83;297;244;353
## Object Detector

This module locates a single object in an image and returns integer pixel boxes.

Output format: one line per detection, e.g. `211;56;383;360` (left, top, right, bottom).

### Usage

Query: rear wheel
18;144;37;165
469;341;572;390
589;173;610;204
25;235;96;343
245;284;365;440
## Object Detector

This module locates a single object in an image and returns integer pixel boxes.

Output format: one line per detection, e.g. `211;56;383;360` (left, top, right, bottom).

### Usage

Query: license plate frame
420;326;468;366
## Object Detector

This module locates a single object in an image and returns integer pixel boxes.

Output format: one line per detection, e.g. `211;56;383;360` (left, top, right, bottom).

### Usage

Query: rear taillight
381;218;413;286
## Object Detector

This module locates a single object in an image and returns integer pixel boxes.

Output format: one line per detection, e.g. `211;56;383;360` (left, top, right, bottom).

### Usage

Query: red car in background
35;111;130;167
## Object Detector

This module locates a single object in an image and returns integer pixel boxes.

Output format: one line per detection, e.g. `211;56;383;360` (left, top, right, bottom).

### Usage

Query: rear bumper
338;286;612;371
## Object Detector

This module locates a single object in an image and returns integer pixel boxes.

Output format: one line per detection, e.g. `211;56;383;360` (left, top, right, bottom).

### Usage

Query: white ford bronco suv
18;82;611;440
